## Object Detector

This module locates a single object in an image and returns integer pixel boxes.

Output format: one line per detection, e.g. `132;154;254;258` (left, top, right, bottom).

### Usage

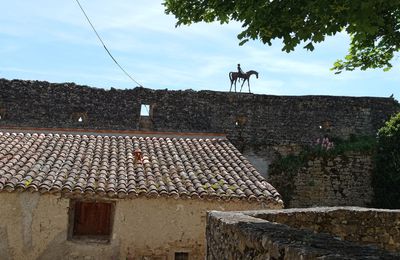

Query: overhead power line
74;0;143;87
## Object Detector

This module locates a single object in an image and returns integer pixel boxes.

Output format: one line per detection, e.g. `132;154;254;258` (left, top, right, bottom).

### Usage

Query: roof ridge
0;129;227;140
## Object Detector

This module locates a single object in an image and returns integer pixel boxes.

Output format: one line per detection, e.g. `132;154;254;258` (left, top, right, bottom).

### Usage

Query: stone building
0;130;282;259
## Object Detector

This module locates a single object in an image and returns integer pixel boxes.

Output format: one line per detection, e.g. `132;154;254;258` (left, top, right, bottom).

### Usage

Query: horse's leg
240;79;246;92
248;79;251;93
234;78;237;92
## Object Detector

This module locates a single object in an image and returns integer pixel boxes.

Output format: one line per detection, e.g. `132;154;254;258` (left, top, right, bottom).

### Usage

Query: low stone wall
250;207;400;252
268;153;373;207
206;208;400;259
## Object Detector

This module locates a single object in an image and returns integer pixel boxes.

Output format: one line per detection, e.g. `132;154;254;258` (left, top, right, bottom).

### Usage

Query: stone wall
0;192;274;260
0;78;398;149
249;207;400;252
268;152;374;207
206;208;400;259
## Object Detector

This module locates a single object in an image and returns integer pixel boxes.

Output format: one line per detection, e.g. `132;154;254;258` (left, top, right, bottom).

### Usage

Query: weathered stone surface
207;208;400;259
247;207;400;252
268;152;374;207
0;78;398;150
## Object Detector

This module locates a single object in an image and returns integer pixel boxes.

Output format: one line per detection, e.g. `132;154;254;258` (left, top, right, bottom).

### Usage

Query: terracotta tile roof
0;132;282;205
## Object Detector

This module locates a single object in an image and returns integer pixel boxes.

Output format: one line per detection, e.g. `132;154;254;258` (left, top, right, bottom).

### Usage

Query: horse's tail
229;72;233;81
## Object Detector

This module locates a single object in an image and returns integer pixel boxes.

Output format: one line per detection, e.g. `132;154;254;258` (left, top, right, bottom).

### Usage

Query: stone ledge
206;208;400;259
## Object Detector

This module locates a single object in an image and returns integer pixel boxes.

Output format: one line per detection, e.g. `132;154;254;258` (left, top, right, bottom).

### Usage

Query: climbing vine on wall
269;135;377;205
268;153;307;204
372;113;400;209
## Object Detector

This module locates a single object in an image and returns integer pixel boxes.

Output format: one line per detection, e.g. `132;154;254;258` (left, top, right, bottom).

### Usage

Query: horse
229;70;259;93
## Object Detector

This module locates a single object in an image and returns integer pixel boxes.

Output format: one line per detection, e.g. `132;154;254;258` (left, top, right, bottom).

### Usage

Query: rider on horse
237;64;244;77
229;65;259;93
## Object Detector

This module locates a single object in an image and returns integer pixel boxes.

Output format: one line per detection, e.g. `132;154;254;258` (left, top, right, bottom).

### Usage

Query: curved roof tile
0;132;282;205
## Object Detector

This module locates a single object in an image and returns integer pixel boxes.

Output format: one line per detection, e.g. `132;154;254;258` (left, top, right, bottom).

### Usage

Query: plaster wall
0;192;276;260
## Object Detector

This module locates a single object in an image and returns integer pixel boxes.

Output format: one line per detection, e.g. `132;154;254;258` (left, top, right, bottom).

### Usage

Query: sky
0;0;399;99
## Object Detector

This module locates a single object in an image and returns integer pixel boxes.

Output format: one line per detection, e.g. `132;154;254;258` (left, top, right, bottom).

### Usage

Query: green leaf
164;0;400;72
304;42;315;51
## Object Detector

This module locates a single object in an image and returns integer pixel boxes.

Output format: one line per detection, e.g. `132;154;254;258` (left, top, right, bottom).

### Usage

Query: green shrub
372;113;400;209
268;153;307;204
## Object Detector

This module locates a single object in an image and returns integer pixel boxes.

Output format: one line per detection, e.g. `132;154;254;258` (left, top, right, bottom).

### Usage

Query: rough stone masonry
206;208;400;259
0;78;398;148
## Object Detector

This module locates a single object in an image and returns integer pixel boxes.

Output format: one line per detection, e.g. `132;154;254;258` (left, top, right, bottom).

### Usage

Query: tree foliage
164;0;400;73
372;113;400;209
